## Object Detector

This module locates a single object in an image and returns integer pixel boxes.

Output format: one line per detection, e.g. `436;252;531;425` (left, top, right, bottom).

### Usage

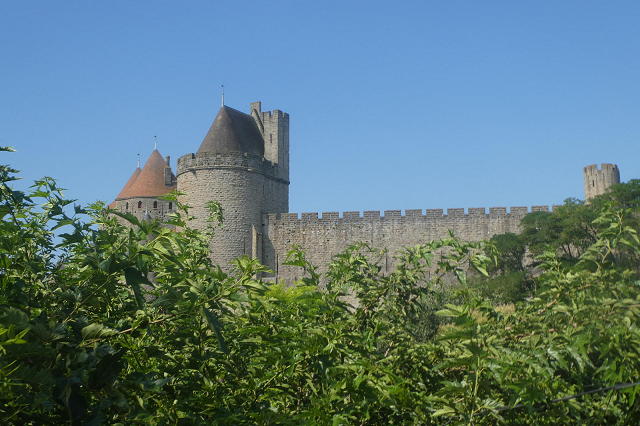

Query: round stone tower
176;102;289;267
583;163;620;200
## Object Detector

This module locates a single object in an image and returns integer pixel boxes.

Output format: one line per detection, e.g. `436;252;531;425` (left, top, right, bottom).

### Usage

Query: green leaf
432;406;456;417
81;323;117;339
124;267;149;308
202;307;227;353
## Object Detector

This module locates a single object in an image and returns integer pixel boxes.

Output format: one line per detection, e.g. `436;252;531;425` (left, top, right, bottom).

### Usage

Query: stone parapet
176;151;287;183
263;206;548;225
261;205;554;283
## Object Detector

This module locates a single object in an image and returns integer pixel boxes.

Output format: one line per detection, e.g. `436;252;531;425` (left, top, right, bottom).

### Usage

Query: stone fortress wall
111;99;622;284
261;205;556;283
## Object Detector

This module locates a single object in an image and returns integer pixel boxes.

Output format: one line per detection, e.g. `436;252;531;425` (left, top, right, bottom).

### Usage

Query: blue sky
1;1;639;213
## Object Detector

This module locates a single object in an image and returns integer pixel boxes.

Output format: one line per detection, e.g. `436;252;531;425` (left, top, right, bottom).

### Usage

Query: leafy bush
2;148;640;424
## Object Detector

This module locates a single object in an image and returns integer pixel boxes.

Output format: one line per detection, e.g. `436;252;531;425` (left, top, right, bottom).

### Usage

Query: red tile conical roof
115;166;141;200
116;149;176;199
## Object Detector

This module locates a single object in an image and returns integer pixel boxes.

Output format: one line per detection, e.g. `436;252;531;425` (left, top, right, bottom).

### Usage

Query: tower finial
221;84;225;107
136;153;141;168
153;135;158;150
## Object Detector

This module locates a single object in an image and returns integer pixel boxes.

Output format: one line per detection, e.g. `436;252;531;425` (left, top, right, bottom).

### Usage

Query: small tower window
125;202;128;210
153;201;158;209
138;201;142;208
169;202;173;210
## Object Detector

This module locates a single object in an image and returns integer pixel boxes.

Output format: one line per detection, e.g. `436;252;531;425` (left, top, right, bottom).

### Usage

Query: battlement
264;205;554;224
264;109;289;120
262;205;555;282
176;151;284;181
250;101;289;120
584;163;619;173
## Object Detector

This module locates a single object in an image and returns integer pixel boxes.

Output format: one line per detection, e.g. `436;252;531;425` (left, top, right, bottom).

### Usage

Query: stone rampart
262;206;555;283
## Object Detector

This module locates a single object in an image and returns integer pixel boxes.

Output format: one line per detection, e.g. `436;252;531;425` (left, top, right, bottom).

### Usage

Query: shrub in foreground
1;149;640;424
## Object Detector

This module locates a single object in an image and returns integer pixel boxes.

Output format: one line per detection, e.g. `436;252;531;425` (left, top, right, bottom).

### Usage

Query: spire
221;84;225;107
116;149;176;199
197;105;264;156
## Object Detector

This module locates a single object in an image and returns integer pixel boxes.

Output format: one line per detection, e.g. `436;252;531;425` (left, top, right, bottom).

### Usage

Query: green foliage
520;198;598;263
469;271;527;305
489;232;525;273
518;182;640;266
466;234;530;305
2;149;640;424
594;179;640;210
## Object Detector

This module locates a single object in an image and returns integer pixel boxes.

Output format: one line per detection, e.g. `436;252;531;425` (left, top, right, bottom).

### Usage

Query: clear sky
2;1;639;213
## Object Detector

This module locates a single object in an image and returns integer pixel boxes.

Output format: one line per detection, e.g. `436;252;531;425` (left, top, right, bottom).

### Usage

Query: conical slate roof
115;166;141;200
198;106;264;156
116;149;176;199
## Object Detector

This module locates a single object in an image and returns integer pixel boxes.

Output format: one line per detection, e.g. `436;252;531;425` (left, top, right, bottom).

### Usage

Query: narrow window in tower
592;181;595;187
126;202;128;210
169;202;173;210
138;201;142;208
153;201;158;209
270;134;272;144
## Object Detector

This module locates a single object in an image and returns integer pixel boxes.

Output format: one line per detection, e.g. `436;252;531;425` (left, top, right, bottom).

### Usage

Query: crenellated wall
177;151;282;179
262;206;558;283
112;100;624;284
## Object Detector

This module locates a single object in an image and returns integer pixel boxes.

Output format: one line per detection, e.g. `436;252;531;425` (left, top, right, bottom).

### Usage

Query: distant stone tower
583;163;620;200
176;102;289;267
111;149;177;221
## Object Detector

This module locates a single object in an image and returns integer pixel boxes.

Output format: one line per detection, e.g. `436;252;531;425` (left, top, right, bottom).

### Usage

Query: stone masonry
584;163;620;200
112;100;621;283
262;206;555;282
175;103;289;267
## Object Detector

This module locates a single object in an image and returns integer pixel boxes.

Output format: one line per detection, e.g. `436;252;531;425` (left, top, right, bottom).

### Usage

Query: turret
112;149;177;221
176;101;289;268
583;163;620;200
250;101;290;186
